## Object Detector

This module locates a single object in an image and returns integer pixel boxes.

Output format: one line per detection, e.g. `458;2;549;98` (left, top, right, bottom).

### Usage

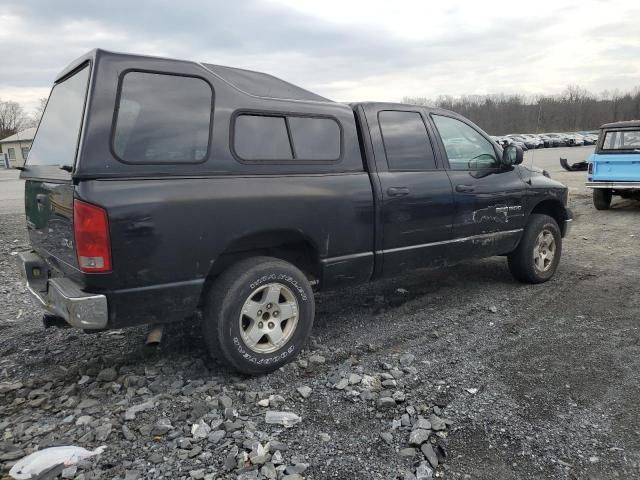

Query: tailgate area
18;251;107;329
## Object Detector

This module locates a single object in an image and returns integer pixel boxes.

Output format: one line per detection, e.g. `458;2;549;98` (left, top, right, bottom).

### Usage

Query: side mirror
503;144;524;167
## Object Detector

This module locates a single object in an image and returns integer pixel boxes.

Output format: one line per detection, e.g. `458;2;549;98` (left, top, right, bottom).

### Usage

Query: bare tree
0;100;29;139
29;97;48;127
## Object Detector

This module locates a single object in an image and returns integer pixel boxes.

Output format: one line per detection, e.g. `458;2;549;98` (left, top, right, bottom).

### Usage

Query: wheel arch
198;229;322;307
529;198;569;237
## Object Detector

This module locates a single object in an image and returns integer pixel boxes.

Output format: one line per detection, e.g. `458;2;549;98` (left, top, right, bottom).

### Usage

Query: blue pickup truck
586;120;640;210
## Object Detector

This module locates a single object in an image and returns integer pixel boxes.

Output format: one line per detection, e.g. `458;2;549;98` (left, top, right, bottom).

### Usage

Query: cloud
1;0;639;114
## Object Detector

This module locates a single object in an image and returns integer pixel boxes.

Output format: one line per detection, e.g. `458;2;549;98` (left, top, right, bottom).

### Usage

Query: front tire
508;214;562;284
593;189;612;210
203;256;314;375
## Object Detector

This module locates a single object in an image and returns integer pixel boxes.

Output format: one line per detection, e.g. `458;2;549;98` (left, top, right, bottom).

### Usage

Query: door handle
387;186;410;197
455;184;475;193
36;194;48;204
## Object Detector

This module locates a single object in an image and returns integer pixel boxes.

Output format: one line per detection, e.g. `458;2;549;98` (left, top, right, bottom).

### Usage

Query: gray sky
2;0;639;114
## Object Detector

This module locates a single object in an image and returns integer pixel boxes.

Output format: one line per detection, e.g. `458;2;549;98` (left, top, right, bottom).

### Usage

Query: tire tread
508;214;562;284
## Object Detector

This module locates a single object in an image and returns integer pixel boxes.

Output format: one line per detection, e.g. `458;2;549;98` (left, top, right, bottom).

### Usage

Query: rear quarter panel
77;174;374;292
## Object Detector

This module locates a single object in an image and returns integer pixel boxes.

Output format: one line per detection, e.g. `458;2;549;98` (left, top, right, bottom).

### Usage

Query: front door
366;108;455;276
430;113;528;260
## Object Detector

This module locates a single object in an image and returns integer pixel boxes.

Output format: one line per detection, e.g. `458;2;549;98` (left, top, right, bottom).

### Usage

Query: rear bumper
585;181;640;189
18;251;204;329
18;252;108;330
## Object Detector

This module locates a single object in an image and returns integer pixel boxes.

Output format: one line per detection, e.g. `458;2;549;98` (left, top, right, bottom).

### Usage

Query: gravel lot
1;147;639;480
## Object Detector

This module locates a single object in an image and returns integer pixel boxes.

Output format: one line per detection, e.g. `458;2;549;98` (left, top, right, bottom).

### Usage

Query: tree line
0;98;46;140
404;85;640;135
4;85;640;140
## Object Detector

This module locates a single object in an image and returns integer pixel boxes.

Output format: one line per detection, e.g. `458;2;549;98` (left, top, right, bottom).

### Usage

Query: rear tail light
588;163;593;174
73;199;112;273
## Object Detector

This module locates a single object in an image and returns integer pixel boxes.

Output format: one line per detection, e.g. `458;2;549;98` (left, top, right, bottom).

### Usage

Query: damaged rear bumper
17;252;108;330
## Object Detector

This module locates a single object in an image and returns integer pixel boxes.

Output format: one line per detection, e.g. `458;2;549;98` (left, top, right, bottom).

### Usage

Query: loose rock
421;442;438;469
377;397;396;410
409;429;431;446
296;386;312;398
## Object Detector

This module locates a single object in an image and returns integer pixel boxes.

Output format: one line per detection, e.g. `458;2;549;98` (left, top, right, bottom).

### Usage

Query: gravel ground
1;156;639;479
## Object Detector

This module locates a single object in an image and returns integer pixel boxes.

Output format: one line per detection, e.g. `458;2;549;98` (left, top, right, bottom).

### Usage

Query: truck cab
586;120;640;210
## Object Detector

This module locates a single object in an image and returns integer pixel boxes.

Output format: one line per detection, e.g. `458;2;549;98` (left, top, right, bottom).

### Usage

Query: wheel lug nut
258;322;264;329
266;303;272;309
273;311;279;317
268;322;275;329
257;310;262;316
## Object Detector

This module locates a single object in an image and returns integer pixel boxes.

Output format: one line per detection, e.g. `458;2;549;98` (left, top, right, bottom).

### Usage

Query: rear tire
202;256;314;375
593;189;612;210
508;214;562;284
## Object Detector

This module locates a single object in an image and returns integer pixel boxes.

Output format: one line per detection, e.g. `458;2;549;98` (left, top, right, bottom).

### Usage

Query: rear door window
378;110;437;170
26;64;90;168
113;72;213;164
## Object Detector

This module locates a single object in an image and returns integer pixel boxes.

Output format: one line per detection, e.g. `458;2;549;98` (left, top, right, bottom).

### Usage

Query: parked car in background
567;133;584;146
544;133;569;147
502;136;528;150
507;134;536;150
539;134;558;148
17;49;573;374
577;132;597;145
521;134;544;149
586;120;640;210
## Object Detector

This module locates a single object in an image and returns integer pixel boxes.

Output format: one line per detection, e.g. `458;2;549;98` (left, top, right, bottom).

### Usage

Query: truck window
234;115;293;161
113;72;212;164
26;64;90;168
432;115;499;170
288;117;340;161
234;114;341;162
602;130;640;150
378;111;436;170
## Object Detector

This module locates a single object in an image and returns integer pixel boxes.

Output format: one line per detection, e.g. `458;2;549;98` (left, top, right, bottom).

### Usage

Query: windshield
26;64;90;168
602;130;640;151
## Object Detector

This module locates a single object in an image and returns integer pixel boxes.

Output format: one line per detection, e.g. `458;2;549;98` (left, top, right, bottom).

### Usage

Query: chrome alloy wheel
533;229;556;272
239;283;299;354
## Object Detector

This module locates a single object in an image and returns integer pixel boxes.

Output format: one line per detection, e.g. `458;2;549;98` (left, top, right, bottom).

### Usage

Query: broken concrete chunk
191;419;211;440
265;411;301;427
124;398;156;420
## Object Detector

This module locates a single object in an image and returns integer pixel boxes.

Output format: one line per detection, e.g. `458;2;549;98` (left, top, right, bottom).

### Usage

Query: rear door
362;105;454;276
22;63;91;277
429;113;528;260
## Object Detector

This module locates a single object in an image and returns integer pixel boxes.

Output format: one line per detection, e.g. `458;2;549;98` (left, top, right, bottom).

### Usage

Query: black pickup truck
18;49;572;374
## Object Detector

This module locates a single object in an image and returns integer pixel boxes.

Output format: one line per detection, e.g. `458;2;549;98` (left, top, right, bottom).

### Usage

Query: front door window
432;115;499;170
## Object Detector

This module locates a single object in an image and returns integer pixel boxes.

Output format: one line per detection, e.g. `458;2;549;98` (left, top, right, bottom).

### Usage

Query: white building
0;127;36;168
